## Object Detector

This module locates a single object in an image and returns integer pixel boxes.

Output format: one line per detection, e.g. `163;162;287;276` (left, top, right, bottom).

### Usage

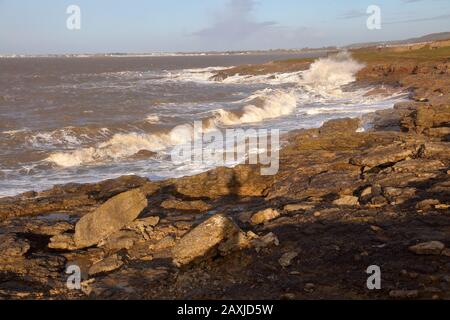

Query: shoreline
0;43;449;299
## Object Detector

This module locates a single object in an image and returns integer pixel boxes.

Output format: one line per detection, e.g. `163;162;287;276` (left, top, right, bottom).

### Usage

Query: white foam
213;89;298;125
301;51;365;90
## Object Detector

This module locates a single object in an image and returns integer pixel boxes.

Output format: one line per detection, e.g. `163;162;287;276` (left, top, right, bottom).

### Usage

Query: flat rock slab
172;214;240;267
409;241;445;255
74;189;148;249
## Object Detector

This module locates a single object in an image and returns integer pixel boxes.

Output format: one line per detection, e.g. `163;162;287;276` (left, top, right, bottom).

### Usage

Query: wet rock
172;214;241;267
250;208;280;225
333;196;360;207
278;251;298;267
409;241;445;255
88;254;124;276
160;199;212;212
74;189;148;249
389;290;419;299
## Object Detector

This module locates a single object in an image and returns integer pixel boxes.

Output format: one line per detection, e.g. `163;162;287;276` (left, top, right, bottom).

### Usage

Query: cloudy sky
0;0;449;54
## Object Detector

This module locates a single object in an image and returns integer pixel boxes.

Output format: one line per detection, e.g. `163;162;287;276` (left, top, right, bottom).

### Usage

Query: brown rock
284;203;315;212
160;199;212;212
278;251;298;267
333;196;360;207
74;189;148;249
250;208;280;225
172;214;241;267
88;254;124;276
389;290;419;299
409;241;445;255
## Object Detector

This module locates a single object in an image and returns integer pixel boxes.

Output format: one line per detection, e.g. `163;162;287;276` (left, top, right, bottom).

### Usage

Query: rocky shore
0;44;449;300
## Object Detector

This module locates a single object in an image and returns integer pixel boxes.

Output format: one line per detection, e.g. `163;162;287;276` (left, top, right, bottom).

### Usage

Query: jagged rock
250;208;280;225
0;234;30;258
74;189;148;249
88;254;124;276
160;199;212;212
172;214;241;267
333;196;360;207
409;241;445;255
278;251;298;267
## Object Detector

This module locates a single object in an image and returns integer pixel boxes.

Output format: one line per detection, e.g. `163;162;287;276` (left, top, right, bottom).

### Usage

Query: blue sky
0;0;449;54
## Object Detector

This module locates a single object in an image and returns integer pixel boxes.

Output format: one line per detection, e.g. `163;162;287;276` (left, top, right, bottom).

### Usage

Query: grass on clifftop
351;45;450;63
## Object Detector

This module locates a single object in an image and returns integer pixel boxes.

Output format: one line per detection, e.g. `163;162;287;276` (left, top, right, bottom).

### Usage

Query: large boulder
172;214;242;267
74;189;148;249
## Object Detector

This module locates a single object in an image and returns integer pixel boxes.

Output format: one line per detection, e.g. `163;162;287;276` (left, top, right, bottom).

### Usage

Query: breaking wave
45;52;383;168
213;89;298;125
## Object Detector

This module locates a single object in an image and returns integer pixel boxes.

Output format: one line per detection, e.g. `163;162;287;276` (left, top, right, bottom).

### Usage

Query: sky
0;0;449;54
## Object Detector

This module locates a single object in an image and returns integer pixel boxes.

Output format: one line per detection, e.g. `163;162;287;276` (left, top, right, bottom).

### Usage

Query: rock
250;208;280;225
418;142;450;160
126;216;160;240
0;234;30;258
160;199;212;212
31;221;74;236
350;144;415;169
304;283;316;293
284;204;315;212
389;290;419;299
409;241;445;255
251;232;280;251
48;234;77;251
333;196;360;207
383;187;417;205
171;214;241;267
278;251;298;267
442;249;450;257
98;230;139;252
88;254;124;276
74;189;148;249
319;118;360;135
416;199;441;211
401;104;450;134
